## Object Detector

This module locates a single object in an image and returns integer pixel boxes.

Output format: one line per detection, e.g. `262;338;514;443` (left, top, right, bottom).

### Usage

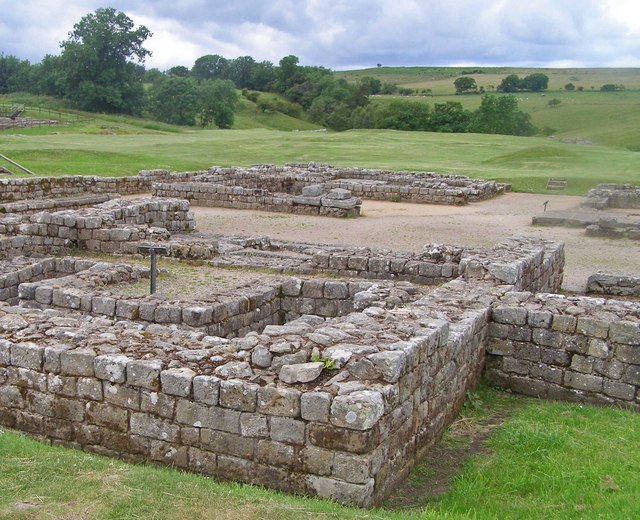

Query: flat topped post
137;245;169;295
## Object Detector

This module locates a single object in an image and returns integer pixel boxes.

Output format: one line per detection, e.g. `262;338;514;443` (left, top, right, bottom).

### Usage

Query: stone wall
0;194;116;215
0;234;566;506
583;184;640;209
152;183;361;218
586;271;640;298
485;293;639;410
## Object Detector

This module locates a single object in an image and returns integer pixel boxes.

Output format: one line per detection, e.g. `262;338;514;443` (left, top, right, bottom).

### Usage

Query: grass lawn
1;385;638;519
1;127;638;195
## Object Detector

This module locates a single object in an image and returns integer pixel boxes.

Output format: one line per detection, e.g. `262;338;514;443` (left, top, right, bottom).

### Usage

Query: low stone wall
0;175;160;202
586;272;640;297
485;293;640;410
585;217;640;240
152;183;361;218
0;194;117;215
0;235;566;506
583;184;640;209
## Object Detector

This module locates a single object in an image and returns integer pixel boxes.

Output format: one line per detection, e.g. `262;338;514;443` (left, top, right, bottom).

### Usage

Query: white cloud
2;0;640;69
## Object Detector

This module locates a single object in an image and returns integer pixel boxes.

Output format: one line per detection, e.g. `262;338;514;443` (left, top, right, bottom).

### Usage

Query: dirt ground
190;192;640;293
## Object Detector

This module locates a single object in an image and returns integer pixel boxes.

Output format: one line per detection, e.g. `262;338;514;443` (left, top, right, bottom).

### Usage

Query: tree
469;95;536;136
375;100;430;131
359;76;382;95
0;54;32;93
564;82;576;91
522;73;549;92
58;7;151;113
149;77;198;125
198;79;239;128
167;66;190;77
191;54;229;82
497;74;522;93
427;101;471;132
453;76;478;95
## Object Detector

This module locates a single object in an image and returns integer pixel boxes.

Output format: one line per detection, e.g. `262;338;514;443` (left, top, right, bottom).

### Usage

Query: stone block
368;351;406;383
301;280;325;298
161;367;196;397
551;315;577;333
324;281;349;299
279;362;324;384
126;359;162;390
201;429;254;459
330;391;384;430
257;386;301;417
60;349;96;377
610;321;640;346
115;301;139;320
0;386;25;409
492;306;527;325
193;375;221;405
256;439;295;466
219;380;258;412
92;296;116;316
94;355;129;383
622;365;640;386
576;317;609;339
0;340;11;366
86;402;128;431
130;412;179;442
53;397;85;422
10;342;43;370
77;377;103;400
270;416;306;445
564;371;603;392
182;306;213;327
306;475;374;508
603;380;636;401
332;453;371;484
141;391;175;418
240;413;269;437
104;382;140;410
301;391;332;422
615;344;640;365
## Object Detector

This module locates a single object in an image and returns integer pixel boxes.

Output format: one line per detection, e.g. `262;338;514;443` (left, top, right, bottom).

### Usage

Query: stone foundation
586;272;640;298
583;184;640;209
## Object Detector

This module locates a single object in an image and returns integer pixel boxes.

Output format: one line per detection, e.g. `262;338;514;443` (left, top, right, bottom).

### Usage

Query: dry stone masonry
583;183;640;209
0;172;638;507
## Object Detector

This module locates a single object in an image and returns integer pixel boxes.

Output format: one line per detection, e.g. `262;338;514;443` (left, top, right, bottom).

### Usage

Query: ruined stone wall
0;194;116;216
485;294;640;410
586;272;640;297
152;183;361;218
0;236;566;506
0;176;156;202
583;184;640;209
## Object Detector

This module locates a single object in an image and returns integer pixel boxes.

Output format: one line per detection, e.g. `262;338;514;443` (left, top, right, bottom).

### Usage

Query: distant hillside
335;67;640;95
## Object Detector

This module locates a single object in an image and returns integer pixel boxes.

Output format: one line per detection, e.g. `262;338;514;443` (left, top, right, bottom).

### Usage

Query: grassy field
336;67;640;94
1;385;638;519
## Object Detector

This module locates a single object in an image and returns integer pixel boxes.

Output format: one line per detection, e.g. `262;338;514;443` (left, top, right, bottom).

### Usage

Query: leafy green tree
144;68;165;85
427;101;471;132
191;54;229;82
149;76;198;125
522;73;549;92
469;95;536;136
167;66;190;77
58;7;151;113
32;55;65;96
248;60;275;91
600;83;624;91
228;56;256;89
198;79;239;128
375;100;430;131
359;76;382;95
453;76;478;95
0;54;32;93
564;82;576;91
497;74;522;93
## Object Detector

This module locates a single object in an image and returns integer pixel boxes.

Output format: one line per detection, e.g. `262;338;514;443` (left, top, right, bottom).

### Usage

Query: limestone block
182;306;213;327
368;351;406;383
161;367;196;397
219;379;258;412
193;375;221;405
53;397;85;423
115;301;139;320
104;382;140;410
77;377;103;400
302;184;324;197
92;296;116;316
323;188;352;200
330;391;384;430
609;321;640;345
257;386;301;417
623;365;640;386
126;359;162;390
251;346;273;368
270;416;306;445
279;362;324;384
60;349;96;377
10;342;43;370
0;339;10;366
301;391;332;422
324;281;349;300
214;361;252;379
130;412;180;442
564;371;603;392
492;306;528;325
94;354;129;383
240;412;269;437
603;380;636;401
576;317;609;339
332;453;371;484
306;475;374;508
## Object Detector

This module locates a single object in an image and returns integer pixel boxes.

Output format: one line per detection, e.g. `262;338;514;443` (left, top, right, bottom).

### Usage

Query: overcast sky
2;0;640;70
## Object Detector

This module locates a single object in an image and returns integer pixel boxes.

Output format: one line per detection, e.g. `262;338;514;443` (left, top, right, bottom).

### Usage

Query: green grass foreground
1;387;638;519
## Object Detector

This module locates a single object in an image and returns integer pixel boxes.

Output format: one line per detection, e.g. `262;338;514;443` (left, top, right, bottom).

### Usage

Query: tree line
1;7;536;135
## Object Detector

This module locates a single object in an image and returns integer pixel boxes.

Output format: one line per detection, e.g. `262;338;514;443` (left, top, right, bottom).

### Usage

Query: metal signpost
137;245;169;295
